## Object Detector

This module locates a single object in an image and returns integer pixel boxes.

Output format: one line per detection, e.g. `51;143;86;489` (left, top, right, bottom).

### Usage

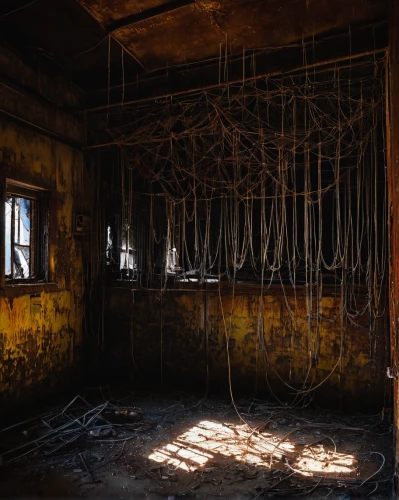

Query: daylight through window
4;183;48;282
5;195;34;279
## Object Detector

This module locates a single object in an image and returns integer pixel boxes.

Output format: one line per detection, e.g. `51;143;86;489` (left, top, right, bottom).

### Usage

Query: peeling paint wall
104;287;389;412
0;47;89;412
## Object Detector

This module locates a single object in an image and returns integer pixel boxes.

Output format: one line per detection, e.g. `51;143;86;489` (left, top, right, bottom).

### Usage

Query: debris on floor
0;394;149;466
0;388;394;498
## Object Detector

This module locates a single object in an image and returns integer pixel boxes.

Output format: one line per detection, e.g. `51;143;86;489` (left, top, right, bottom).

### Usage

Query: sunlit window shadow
148;420;355;477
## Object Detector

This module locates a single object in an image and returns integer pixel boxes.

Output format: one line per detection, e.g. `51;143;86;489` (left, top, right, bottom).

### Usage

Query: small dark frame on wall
73;213;91;236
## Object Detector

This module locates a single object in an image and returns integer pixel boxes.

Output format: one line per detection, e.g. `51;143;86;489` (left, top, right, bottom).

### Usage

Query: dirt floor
0;388;394;499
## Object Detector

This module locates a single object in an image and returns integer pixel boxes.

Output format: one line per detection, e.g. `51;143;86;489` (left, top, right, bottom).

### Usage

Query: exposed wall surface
104;286;389;412
0;46;90;412
389;0;399;488
0;45;85;146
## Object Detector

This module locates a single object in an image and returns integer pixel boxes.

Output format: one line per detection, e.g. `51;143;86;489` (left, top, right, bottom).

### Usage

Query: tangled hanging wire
101;54;387;392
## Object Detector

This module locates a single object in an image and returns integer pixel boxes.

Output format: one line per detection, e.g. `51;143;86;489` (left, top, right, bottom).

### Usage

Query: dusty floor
0;388;394;499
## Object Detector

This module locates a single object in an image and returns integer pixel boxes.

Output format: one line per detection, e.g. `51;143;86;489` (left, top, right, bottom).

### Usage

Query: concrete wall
0;46;90;412
104;286;389;411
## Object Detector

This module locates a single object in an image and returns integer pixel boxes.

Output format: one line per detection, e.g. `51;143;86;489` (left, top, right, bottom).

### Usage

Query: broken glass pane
167;247;178;272
106;225;114;265
5;197;12;276
5;195;32;279
15;197;31;245
120;223;136;271
14;245;29;278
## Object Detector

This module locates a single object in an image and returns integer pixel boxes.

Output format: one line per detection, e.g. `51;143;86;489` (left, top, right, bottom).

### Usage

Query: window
166;246;179;274
119;222;136;272
4;182;48;282
106;222;137;273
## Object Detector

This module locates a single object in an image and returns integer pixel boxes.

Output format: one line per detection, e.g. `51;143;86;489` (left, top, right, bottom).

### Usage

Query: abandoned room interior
1;0;399;498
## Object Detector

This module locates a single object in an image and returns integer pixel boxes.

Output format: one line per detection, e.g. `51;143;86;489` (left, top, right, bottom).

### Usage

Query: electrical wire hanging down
104;54;387;400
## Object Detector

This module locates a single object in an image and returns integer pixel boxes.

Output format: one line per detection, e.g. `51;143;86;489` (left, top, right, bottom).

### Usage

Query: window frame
2;180;49;286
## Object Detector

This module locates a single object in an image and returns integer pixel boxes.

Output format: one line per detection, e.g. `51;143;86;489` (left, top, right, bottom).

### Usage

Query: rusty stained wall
0;117;88;412
105;288;389;411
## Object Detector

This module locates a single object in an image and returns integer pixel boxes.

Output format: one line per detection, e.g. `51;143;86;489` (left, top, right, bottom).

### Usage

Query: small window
105;221;137;280
4;182;48;282
119;222;136;272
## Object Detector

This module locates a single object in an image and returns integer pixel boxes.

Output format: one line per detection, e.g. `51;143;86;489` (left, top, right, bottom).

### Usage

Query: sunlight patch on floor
295;445;354;474
148;419;355;476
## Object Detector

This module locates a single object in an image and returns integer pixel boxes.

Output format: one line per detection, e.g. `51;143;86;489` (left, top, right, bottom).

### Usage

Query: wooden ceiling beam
107;0;196;32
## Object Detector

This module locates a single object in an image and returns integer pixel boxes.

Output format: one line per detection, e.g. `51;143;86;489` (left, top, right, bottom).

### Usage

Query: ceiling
0;0;388;95
79;0;387;70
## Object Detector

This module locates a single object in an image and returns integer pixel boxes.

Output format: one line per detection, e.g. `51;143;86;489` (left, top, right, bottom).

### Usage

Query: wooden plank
108;0;196;32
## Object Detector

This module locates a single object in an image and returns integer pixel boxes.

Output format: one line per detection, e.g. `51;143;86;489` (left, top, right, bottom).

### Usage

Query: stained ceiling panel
114;3;224;70
79;0;175;24
217;0;387;52
0;0;388;93
76;0;387;73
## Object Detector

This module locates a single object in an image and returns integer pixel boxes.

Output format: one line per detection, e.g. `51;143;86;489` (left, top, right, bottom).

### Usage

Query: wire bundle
103;56;387;391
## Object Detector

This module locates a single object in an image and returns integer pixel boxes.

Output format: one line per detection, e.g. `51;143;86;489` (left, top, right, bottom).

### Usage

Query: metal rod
83;48;387;115
107;285;362;295
91;57;373;95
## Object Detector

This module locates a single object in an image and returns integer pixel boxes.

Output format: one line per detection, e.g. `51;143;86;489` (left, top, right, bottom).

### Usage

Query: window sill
2;282;60;298
104;280;374;297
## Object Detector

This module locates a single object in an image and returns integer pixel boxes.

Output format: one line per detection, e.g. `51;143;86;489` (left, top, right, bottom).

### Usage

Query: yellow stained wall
106;288;388;410
0;117;86;410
